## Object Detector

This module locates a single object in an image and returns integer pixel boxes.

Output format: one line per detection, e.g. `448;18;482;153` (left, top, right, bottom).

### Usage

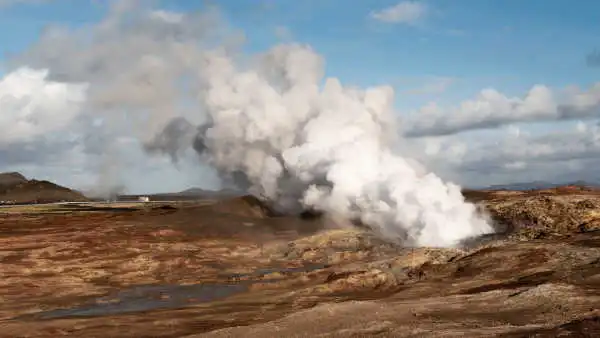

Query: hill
0;172;90;204
118;187;242;202
0;172;28;188
484;180;600;191
175;187;241;198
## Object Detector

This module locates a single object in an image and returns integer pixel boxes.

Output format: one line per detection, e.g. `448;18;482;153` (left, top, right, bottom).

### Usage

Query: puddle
34;283;248;320
29;263;329;320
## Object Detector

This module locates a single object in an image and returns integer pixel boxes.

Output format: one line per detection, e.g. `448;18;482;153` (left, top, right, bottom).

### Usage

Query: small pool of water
29;263;329;320
36;283;248;320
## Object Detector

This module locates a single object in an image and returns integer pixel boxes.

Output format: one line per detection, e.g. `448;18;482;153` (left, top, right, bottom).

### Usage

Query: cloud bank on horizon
0;0;599;198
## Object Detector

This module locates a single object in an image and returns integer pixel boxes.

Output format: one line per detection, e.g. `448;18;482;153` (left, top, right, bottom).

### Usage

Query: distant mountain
117;187;242;202
176;187;241;197
0;172;90;204
484;180;600;191
0;172;28;188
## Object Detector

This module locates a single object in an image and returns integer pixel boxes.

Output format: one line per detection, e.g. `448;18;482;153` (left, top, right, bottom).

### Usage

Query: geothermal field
1;2;600;337
1;177;600;337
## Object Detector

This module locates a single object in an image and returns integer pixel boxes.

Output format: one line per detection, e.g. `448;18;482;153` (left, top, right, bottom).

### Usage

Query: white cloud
576;121;587;133
404;83;600;137
370;1;427;25
504;161;526;170
506;125;522;138
0;67;87;146
457;124;600;184
395;118;600;188
149;10;184;24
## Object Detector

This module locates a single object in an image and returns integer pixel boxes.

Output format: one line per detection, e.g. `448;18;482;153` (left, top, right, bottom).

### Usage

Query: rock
486;195;600;238
211;195;276;218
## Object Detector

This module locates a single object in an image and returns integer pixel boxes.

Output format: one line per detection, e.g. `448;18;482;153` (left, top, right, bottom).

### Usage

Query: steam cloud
165;44;493;246
7;2;493;247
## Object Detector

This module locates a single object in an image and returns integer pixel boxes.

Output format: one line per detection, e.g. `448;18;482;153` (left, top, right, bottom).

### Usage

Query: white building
138;196;150;202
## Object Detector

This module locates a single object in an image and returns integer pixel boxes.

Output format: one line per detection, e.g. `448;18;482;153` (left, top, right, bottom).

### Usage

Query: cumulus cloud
370;1;428;25
425;122;600;187
404;83;600;137
148;9;184;23
476;125;600;166
0;67;87;146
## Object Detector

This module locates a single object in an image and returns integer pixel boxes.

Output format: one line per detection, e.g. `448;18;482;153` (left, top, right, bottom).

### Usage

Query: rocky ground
1;190;600;337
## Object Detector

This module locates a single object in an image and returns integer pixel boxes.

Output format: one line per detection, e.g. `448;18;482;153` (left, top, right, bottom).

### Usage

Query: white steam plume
187;44;493;247
11;3;493;247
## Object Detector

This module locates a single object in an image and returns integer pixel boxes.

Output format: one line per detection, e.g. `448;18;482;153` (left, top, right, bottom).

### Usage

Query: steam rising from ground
8;3;493;246
172;44;493;246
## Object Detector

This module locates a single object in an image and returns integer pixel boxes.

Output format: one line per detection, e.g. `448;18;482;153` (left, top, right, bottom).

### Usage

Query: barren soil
1;192;600;337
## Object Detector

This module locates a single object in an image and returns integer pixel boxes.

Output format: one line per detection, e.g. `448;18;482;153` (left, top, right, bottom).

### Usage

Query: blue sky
1;0;598;108
0;0;599;192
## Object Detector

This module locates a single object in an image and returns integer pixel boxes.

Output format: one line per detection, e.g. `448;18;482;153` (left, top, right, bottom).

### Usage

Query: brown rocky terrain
1;188;600;337
0;172;90;204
